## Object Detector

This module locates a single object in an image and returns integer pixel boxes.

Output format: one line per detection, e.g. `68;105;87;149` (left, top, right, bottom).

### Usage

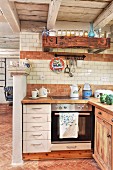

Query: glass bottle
88;22;95;38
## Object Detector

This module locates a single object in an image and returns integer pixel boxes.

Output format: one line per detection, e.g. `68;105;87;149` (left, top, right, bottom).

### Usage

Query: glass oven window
51;112;91;142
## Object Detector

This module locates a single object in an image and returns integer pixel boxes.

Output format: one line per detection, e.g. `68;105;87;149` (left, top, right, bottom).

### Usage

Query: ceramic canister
82;90;92;99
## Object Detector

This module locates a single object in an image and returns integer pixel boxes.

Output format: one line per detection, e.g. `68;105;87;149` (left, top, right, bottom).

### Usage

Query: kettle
39;86;50;97
70;84;81;98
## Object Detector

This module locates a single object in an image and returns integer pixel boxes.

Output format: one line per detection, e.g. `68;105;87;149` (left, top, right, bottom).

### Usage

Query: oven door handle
54;113;90;116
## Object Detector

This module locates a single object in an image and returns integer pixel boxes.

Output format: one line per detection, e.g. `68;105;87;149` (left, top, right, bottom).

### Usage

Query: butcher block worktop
22;96;113;115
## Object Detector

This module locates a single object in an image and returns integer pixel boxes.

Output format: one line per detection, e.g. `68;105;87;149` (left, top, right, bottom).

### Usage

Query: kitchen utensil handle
107;133;111;138
32;108;42;110
47;89;50;93
78;86;81;91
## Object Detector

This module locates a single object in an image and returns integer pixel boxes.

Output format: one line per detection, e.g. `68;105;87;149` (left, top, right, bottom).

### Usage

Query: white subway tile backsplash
25;35;33;39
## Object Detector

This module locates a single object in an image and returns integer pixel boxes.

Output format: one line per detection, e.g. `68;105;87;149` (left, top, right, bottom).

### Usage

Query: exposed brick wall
27;84;113;97
20;51;113;62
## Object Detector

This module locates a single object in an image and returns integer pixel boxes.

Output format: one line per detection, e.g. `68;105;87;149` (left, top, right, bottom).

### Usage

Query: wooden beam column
9;0;51;3
94;1;113;29
47;0;62;30
0;0;20;32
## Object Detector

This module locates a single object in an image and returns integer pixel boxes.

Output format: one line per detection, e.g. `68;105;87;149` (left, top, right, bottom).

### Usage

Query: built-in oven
51;103;93;151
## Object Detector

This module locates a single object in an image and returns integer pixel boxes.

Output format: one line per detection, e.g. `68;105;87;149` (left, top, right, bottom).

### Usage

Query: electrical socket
40;75;45;80
101;77;109;81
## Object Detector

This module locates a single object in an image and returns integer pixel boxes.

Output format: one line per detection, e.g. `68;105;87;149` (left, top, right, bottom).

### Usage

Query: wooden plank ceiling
57;0;112;22
15;2;49;22
13;0;113;30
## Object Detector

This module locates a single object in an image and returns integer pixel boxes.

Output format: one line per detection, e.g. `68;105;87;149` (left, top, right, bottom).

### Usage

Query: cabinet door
94;116;112;170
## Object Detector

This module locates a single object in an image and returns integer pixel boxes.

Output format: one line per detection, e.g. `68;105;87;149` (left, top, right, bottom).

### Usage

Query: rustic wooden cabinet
42;35;110;53
94;108;113;170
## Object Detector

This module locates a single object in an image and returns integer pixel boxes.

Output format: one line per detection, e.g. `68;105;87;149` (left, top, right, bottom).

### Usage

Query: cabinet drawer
51;142;91;151
23;114;48;123
95;108;113;125
23;122;51;131
23;140;51;153
23;131;48;140
23;104;51;114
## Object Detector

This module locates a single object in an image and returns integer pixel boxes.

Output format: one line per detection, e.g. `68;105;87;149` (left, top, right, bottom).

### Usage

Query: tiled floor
0;111;101;170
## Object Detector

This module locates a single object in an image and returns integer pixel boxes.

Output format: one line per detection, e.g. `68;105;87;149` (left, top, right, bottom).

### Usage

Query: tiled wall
23;59;113;85
20;32;42;51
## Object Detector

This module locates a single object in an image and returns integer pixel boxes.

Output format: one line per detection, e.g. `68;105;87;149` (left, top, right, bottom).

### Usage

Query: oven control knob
77;105;80;108
59;106;62;110
64;106;67;109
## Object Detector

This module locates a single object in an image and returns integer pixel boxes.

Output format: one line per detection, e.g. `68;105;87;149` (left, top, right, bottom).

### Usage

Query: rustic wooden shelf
42;36;110;53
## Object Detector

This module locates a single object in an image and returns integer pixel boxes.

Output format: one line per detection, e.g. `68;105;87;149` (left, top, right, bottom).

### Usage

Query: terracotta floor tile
0;112;101;170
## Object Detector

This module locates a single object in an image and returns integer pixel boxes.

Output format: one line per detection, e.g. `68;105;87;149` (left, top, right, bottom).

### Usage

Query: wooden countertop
22;96;113;116
22;96;90;104
89;98;113;116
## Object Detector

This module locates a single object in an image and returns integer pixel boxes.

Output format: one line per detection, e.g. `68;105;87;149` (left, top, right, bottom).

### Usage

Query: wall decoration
50;57;64;73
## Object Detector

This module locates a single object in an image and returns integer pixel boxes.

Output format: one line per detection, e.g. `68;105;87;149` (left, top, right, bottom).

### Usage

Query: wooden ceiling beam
9;0;51;4
94;1;113;29
0;0;20;32
47;0;62;30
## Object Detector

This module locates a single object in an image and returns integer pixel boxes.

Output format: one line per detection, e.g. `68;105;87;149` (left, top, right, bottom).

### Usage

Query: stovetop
51;96;83;100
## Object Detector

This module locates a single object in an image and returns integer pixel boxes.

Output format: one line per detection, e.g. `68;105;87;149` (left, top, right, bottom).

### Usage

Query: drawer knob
32;126;42;128
32;134;42;136
33;116;42;119
107;133;111;138
32;143;41;146
98;112;102;115
67;146;77;149
32;108;42;110
111;118;113;122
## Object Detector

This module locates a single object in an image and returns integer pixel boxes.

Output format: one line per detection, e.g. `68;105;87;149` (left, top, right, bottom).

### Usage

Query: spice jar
62;30;67;36
83;30;88;37
75;30;79;36
70;30;75;36
79;30;83;37
57;30;62;36
66;30;71;36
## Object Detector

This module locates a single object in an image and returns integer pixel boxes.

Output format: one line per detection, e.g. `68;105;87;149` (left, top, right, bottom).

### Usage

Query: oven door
51;112;92;143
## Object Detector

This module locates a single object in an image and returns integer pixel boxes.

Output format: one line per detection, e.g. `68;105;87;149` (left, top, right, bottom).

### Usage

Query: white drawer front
23;141;27;153
23;105;26;113
23;140;51;153
25;104;51;114
51;142;91;151
23;131;48;140
23;114;48;123
23;122;51;131
48;131;51;140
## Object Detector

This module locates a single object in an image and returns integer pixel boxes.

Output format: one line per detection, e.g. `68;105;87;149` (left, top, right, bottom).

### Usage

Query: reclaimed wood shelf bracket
42;36;110;53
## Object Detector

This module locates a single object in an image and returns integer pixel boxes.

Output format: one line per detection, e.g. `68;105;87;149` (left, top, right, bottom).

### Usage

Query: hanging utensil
64;58;70;73
69;58;74;77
